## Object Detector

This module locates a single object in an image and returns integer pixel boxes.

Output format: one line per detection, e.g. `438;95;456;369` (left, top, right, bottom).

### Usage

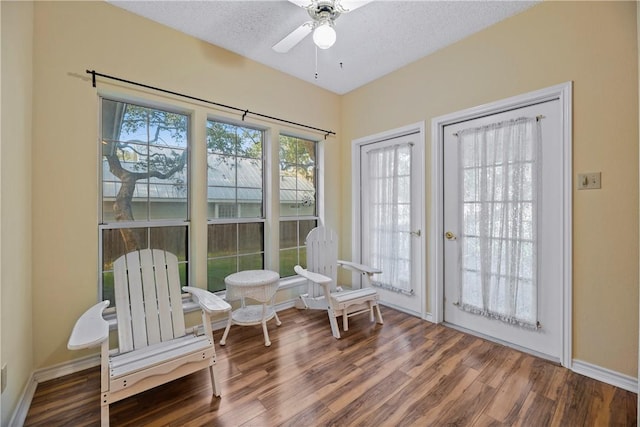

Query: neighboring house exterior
102;158;315;220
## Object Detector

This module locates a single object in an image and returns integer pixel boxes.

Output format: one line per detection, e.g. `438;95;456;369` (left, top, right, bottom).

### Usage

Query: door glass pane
365;143;412;293
457;117;538;327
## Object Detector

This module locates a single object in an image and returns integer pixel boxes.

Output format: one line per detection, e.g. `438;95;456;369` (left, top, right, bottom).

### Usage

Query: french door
354;124;424;316
443;99;563;360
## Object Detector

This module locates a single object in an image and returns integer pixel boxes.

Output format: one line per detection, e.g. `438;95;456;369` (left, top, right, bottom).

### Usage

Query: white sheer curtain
367;143;412;293
457;117;540;328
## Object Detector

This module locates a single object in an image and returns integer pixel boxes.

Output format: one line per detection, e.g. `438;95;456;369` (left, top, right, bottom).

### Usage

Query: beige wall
30;0;342;370
1;1;34;425
2;0;639;421
342;1;639;377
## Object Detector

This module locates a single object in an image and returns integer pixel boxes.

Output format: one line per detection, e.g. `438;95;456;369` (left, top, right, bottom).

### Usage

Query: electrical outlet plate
577;172;601;190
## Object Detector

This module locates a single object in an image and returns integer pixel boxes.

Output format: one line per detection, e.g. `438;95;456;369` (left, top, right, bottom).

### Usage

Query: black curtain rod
86;69;336;139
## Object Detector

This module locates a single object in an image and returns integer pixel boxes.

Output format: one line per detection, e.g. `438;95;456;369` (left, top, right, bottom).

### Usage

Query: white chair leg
328;310;341;339
343;311;349;332
101;403;109;427
369;302;375;322
374;304;384;325
274;311;282;326
220;311;233;345
209;365;222;397
262;320;271;346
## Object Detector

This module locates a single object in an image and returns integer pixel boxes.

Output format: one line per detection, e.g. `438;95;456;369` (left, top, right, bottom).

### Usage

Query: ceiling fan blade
338;0;372;13
288;0;312;7
272;22;313;53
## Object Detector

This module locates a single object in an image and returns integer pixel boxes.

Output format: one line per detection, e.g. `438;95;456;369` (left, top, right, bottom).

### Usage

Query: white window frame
205;118;267;292
278;133;321;279
98;95;192;311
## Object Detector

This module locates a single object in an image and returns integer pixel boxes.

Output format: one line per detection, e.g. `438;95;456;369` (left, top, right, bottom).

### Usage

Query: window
206;120;265;292
279;135;318;277
98;97;323;299
100;99;189;304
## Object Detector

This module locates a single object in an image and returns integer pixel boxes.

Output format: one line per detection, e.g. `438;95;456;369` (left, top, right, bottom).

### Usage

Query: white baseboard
434;322;637;393
274;299;297;311
33;354;101;383
572;359;638;393
9;355;101;427
378;301;422;319
8;373;37;427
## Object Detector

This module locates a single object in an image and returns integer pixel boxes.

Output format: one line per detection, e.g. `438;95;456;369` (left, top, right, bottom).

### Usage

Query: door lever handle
445;231;457;240
410;230;421;237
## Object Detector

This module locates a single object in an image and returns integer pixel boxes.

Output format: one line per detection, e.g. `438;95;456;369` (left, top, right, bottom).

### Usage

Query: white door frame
430;82;573;368
352;122;426;318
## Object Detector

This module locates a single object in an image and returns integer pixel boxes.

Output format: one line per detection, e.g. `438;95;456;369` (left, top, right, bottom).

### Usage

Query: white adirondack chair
294;226;383;338
67;249;231;427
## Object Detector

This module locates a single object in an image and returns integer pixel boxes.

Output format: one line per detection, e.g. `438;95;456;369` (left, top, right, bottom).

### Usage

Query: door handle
445;231;456;240
410;230;421;237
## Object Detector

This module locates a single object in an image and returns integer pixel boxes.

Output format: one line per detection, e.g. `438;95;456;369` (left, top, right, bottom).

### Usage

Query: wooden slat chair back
68;249;231;427
114;249;186;352
305;226;340;295
295;226;384;338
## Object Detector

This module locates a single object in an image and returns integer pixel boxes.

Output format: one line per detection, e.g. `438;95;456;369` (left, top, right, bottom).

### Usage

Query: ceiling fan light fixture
313;21;336;49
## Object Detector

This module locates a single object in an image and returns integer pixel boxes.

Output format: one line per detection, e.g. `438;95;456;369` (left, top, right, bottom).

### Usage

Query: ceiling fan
273;0;371;53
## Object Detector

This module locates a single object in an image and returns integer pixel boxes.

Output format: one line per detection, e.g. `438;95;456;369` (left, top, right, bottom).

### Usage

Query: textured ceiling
108;0;539;95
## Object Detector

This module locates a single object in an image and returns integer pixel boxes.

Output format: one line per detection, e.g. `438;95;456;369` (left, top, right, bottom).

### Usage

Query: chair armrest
67;301;110;350
294;265;332;285
337;260;382;275
183;286;231;315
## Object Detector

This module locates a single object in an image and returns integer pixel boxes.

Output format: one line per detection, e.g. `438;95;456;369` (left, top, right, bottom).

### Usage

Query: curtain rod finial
88;70;96;88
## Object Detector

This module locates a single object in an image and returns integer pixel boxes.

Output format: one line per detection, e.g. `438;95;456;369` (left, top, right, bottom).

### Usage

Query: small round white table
220;270;281;347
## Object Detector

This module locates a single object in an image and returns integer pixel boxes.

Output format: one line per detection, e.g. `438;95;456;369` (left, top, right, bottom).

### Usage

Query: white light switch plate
577;172;601;190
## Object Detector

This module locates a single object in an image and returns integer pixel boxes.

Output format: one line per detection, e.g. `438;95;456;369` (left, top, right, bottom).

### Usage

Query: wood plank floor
24;307;637;426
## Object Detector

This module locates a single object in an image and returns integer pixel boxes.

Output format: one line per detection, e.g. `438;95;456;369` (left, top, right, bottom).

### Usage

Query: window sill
278;275;307;290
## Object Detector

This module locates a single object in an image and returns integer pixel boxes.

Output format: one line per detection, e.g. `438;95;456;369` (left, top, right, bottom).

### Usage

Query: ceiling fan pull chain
315;45;319;79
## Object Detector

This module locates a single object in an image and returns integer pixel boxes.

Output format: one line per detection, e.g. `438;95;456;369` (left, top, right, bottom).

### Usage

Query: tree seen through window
100;99;189;304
